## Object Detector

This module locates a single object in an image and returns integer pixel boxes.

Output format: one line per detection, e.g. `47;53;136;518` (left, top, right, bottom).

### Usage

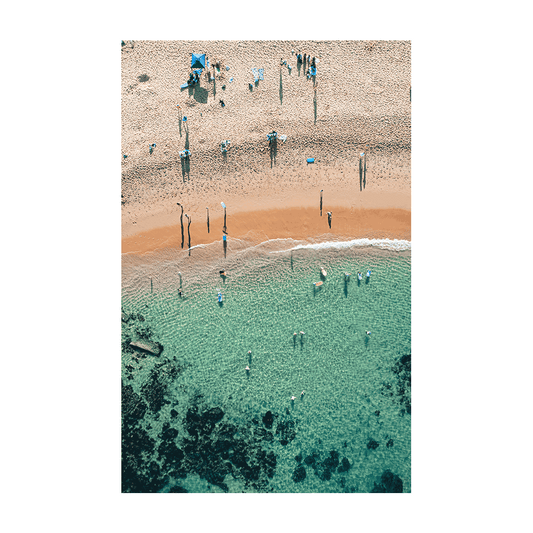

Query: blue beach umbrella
221;202;226;209
191;53;206;69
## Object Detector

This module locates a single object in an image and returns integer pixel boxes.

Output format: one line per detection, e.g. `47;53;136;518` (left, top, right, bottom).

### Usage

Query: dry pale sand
121;40;410;249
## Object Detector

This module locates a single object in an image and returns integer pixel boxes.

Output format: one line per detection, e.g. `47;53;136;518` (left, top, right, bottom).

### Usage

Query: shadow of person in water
290;251;294;271
363;154;367;189
364;335;370;349
344;279;349;298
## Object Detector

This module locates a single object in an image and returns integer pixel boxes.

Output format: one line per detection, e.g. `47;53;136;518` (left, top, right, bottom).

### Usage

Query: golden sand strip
122;207;410;255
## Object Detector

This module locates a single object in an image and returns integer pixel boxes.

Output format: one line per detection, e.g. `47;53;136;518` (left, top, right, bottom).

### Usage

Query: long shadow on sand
313;90;317;125
279;69;283;105
269;138;278;168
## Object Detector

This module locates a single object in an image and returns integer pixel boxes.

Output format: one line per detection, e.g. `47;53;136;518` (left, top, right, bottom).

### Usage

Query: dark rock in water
375;410;380;416
292;465;306;483
157;440;184;466
323;450;339;471
170;409;179;419
343;441;347;448
161;426;179;442
304;453;317;466
202;407;224;424
338;457;351;473
141;370;168;414
169;485;188;493
367;439;379;450
371;470;403;493
295;454;302;463
275;419;296;446
130;340;162;356
386;439;394;448
121;381;147;421
121;312;130;323
263;410;274;429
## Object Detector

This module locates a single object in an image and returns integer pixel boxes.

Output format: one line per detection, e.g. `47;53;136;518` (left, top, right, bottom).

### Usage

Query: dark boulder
386;439;394;448
338;457;351;473
295;454;302;463
371;470;403;493
367;439;379;450
263;410;274;429
292;465;306;483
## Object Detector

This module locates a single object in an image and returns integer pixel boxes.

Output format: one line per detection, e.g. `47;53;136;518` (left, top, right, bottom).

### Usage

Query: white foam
270;238;411;252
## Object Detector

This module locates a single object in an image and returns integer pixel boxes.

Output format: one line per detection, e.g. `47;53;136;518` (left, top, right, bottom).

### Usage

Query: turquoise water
121;239;411;493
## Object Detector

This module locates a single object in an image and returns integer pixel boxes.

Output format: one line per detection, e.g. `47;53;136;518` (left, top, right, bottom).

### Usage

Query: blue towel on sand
307;158;315;163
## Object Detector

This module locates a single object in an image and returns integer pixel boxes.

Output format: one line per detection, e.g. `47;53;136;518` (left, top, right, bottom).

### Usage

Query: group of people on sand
187;71;200;85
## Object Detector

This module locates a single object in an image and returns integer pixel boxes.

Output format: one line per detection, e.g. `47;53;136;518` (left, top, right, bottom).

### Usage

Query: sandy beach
121;40;410;248
121;40;412;494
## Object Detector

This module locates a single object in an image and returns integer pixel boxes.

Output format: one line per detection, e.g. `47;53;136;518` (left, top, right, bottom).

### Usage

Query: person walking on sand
327;211;332;229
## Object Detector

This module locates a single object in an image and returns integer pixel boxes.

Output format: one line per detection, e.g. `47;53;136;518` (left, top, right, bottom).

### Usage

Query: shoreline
122;206;410;255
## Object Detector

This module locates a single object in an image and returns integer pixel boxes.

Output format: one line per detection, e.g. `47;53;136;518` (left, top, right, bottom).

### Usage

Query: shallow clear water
121;240;411;493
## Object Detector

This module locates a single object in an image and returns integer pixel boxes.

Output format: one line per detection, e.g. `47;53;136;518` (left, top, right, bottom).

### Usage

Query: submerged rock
292;465;306;483
370;470;403;493
367;439;379;450
262;410;274;429
338;457;351;473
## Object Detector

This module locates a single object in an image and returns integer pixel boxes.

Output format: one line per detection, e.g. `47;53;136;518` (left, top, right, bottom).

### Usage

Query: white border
101;19;431;514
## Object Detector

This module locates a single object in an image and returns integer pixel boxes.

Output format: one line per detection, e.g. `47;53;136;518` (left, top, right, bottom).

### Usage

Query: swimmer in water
245;366;250;372
301;390;305;397
291;396;296;401
358;272;363;281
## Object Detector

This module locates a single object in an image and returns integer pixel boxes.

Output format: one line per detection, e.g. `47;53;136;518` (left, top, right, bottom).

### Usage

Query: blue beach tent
191;53;206;69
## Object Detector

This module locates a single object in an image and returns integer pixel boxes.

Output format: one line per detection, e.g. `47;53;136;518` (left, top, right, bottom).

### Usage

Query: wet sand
122;206;410;255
